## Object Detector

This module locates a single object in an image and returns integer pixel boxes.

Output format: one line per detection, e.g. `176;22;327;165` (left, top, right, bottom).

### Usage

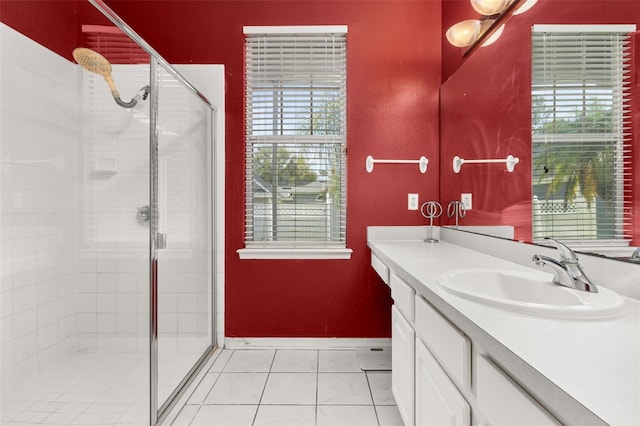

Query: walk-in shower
0;1;218;425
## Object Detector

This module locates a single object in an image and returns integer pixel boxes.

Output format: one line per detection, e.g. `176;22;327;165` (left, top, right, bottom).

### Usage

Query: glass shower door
151;59;215;417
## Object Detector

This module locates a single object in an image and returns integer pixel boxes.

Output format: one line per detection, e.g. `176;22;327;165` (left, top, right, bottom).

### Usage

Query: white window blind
531;26;634;243
243;27;347;251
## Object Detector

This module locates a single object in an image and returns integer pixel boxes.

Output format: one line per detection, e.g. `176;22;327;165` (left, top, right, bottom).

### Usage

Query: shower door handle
155;233;167;250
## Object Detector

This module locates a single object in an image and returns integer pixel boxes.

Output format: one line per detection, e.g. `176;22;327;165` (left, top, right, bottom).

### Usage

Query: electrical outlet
461;193;472;210
408;193;419;210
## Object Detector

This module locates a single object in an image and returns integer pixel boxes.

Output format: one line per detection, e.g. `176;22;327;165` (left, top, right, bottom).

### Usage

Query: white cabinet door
476;355;559;426
415;339;470;426
414;295;471;390
392;306;415;426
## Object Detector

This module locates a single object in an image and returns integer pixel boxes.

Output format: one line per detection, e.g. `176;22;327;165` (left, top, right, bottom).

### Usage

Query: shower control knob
136;205;150;224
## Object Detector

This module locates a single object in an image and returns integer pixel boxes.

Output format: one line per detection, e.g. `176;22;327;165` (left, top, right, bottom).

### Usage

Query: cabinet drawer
476;355;559;426
414;295;470;389
390;272;414;322
371;253;389;286
416;339;470;426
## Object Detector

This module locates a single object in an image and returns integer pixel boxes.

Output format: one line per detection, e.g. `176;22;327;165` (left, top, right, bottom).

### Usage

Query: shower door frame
88;1;218;425
150;58;218;424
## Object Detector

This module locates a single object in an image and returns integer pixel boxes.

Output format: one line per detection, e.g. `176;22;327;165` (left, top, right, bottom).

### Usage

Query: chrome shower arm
112;85;150;108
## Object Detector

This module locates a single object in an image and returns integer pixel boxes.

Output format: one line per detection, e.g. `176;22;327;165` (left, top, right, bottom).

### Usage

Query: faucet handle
545;238;579;263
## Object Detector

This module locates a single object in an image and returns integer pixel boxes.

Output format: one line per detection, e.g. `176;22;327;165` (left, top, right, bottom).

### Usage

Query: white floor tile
41;411;80;425
209;349;234;372
271;349;318;372
253;405;316;426
319;350;361;372
204;372;268;405
366;371;395;405
190;405;258;426
223;349;275;372
187;372;220;405
376;405;404;426
171;405;199;425
261;373;317;405
317;405;379;426
318;373;373;405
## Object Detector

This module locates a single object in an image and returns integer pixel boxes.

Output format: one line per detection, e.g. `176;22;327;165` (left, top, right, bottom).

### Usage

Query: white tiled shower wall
1;23;79;389
75;61;152;354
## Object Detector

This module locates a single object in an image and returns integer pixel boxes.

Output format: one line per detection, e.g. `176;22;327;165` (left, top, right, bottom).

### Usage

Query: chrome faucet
532;238;598;293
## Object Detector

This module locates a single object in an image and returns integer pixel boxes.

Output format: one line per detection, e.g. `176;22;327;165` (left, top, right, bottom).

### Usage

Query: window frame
238;25;351;260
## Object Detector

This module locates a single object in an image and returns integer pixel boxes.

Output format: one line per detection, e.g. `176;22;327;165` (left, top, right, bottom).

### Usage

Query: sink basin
436;269;626;318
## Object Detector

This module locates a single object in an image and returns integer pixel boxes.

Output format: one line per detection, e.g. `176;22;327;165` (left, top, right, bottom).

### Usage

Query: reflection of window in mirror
531;24;636;247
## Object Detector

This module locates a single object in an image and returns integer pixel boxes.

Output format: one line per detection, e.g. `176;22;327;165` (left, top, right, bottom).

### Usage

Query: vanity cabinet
373;255;560;426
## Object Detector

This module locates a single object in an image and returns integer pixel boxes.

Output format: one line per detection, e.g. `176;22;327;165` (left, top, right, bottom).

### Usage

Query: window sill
237;247;353;260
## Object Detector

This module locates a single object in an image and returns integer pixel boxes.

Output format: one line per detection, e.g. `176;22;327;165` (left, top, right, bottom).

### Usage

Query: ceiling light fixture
446;0;537;49
470;0;511;16
446;20;482;48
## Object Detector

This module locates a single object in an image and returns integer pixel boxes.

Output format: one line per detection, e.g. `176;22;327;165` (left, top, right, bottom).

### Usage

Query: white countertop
368;231;640;426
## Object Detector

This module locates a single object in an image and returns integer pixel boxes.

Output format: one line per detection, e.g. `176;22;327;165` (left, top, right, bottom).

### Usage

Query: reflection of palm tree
533;98;616;207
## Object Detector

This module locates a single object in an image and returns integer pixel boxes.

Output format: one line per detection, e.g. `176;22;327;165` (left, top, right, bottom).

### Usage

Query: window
531;25;634;246
239;26;350;259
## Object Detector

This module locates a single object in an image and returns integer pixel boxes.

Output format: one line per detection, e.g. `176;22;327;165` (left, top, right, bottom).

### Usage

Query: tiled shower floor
171;349;403;426
1;352;150;425
1;338;203;426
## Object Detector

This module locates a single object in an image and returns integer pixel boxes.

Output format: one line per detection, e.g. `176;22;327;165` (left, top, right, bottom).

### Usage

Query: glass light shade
446;20;482;48
481;23;505;47
513;0;538;15
470;0;511;15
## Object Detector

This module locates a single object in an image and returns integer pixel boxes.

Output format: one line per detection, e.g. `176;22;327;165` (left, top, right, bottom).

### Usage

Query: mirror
440;0;640;263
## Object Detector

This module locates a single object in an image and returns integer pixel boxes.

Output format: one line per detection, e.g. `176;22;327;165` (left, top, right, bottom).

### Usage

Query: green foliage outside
305;97;343;206
254;146;317;187
532;96;616;206
253;95;343;204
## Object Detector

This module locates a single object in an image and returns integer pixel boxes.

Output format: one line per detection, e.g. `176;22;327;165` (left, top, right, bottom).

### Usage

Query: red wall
0;1;77;60
105;1;442;338
440;0;640;245
0;0;135;64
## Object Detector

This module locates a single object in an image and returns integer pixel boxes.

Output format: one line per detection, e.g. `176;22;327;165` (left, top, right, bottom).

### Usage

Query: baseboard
224;337;391;350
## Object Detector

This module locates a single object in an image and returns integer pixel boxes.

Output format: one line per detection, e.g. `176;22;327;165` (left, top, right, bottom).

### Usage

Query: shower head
72;47;149;109
72;47;112;76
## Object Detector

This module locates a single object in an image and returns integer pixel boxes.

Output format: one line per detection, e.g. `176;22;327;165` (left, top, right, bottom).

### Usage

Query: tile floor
171;349;403;426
